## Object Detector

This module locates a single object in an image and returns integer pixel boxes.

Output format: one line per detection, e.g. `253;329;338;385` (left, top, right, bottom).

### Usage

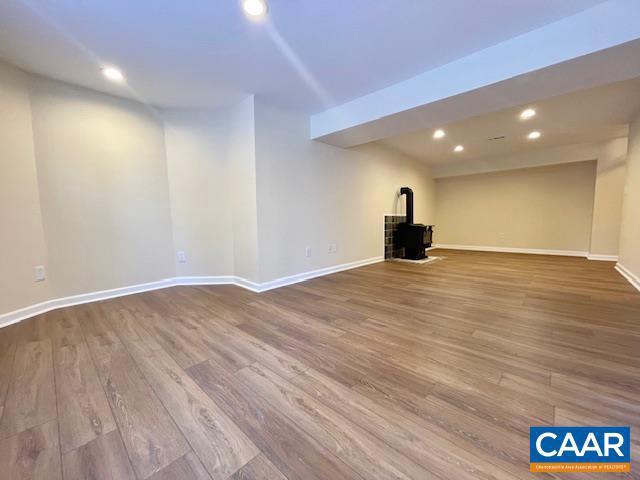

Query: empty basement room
2;1;640;479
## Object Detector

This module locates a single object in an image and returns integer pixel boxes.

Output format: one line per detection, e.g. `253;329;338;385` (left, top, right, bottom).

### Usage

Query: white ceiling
0;0;606;111
377;78;640;165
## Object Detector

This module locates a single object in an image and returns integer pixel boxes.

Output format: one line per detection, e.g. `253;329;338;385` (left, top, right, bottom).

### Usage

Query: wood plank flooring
0;249;639;479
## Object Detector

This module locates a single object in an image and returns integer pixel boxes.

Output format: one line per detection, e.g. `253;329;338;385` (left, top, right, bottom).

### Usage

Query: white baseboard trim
587;254;619;262
432;244;588;257
253;256;383;292
615;263;640;293
0;256;384;328
173;275;236;286
0;278;176;329
173;275;265;293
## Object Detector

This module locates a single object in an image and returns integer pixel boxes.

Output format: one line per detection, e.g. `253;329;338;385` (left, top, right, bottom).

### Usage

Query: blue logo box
530;426;630;464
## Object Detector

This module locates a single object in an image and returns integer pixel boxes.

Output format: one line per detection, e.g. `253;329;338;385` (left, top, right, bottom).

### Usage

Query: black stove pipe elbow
400;187;414;224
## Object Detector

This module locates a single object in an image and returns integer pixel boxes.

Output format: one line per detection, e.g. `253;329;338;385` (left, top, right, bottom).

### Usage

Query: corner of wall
0;61;51;314
616;113;640;284
588;136;628;258
228;95;261;283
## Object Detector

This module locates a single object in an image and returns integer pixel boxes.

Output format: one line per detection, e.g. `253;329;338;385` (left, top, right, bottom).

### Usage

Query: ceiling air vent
488;135;506;141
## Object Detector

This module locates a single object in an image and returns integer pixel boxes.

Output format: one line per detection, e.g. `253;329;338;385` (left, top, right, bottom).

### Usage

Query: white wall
28;75;175;300
228;97;260;282
2;65;439;319
589;138;628;257
435;161;598;253
163;108;235;277
434;140;631;259
254;98;436;282
15;59;636;317
0;63;50;314
163;97;437;284
163;98;259;282
1;64;180;318
618;114;640;281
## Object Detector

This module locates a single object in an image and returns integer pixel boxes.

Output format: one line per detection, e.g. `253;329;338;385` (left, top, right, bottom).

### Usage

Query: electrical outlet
305;246;312;258
34;265;46;282
176;251;187;263
328;243;337;254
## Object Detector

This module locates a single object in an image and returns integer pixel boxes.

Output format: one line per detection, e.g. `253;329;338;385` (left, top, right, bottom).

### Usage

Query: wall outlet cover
176;251;187;263
34;265;46;282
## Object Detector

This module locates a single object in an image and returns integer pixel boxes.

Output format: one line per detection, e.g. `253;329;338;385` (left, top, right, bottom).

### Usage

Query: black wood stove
395;187;433;260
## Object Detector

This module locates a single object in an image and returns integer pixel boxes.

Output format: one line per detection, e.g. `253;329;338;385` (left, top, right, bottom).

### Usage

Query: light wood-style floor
0;249;639;480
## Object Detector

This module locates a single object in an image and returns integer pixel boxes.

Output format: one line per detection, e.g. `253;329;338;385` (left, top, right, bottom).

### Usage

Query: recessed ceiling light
454;145;464;152
520;108;536;120
242;0;268;17
101;67;124;83
433;129;445;139
527;131;541;140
